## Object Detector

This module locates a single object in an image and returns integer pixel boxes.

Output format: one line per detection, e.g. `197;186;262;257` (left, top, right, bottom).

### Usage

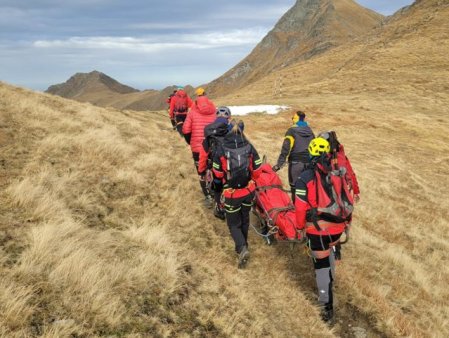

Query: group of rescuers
167;86;360;323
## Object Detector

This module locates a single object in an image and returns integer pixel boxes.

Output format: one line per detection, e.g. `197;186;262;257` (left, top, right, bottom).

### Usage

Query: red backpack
174;91;188;113
314;159;354;225
310;131;355;228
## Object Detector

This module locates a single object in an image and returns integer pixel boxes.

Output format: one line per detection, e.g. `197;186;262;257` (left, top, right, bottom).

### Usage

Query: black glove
307;207;318;222
272;164;280;172
170;118;176;127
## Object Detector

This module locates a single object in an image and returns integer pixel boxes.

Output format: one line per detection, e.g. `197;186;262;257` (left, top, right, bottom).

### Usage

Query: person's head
195;87;205;96
176;85;184;91
229;119;245;134
173;89;177;94
292;110;306;124
216;106;232;119
318;130;340;152
308;137;330;157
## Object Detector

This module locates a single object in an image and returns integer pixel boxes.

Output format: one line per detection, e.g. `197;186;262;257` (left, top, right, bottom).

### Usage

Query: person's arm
169;98;175;119
187;96;193;110
274;129;294;170
294;171;315;229
198;148;208;175
182;112;193;144
212;149;225;181
250;144;263;179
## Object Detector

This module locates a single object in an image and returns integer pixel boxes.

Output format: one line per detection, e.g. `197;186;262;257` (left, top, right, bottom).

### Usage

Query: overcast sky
0;0;414;91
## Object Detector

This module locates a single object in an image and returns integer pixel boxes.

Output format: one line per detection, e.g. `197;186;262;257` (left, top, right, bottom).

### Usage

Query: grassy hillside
0;82;334;337
1;2;449;337
2;49;448;336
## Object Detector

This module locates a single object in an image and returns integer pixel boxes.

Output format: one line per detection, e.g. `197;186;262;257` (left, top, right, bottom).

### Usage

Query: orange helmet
195;87;205;96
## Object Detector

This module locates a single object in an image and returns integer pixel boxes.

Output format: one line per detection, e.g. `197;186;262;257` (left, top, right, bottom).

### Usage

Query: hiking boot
203;195;213;209
213;204;226;220
320;304;334;323
238;246;250;269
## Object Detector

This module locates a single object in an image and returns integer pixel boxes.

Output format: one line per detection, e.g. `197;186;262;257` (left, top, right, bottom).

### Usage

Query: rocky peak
207;0;384;97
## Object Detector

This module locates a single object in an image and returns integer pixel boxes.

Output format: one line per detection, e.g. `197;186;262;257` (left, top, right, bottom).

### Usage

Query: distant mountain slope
207;0;383;97
217;0;449;104
46;70;138;98
46;71;194;111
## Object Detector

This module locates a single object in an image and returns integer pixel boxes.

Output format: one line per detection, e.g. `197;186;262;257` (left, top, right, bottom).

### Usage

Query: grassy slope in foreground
0;82;333;337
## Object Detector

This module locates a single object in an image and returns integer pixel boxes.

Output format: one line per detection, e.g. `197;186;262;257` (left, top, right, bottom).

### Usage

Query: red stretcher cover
254;164;302;240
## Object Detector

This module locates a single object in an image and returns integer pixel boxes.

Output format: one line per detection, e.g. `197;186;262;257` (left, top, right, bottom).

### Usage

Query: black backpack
203;122;229;154
223;144;252;189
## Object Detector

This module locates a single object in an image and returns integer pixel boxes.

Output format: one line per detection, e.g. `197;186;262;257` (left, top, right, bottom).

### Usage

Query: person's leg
175;114;186;136
240;192;254;247
192;152;211;201
224;196;246;254
289;162;305;201
213;181;225;220
308;233;341;322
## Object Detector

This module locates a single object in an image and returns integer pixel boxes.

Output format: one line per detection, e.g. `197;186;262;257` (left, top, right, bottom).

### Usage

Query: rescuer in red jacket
166;89;177;128
169;86;193;136
182;87;216;204
295;137;355;323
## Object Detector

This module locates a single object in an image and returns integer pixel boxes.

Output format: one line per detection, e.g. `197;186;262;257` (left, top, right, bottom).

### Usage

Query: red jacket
182;96;216;153
198;146;209;174
169;90;193;119
294;165;346;236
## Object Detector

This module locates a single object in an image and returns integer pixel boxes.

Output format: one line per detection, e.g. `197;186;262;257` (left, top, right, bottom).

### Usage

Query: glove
272;164;280;172
306;207;318;222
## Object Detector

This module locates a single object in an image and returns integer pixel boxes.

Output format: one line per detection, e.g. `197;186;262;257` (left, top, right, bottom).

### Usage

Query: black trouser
224;192;254;254
192;152;210;197
175;114;187;136
289;161;306;201
211;180;223;207
307;233;342;307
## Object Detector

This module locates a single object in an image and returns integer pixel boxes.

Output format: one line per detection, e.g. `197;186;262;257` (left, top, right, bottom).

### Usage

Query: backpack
203;122;228;155
324;130;358;193
223;144;252;189
310;132;354;227
313;161;354;225
174;91;188;113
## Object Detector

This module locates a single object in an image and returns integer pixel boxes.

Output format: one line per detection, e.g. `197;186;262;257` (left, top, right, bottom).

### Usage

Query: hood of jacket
194;96;215;115
291;125;314;137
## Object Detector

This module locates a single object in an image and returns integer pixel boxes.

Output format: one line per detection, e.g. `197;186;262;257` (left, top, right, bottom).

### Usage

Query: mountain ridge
207;0;384;97
46;71;195;111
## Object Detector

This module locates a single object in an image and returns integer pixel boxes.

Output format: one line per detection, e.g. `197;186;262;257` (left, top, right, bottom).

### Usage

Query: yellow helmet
308;137;330;156
195;87;205;96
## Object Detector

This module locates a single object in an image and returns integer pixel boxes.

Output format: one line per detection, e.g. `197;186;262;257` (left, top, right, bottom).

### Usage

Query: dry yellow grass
0;82;335;337
1;2;449;337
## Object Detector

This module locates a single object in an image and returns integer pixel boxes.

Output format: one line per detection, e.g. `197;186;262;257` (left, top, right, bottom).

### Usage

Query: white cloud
32;28;266;53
